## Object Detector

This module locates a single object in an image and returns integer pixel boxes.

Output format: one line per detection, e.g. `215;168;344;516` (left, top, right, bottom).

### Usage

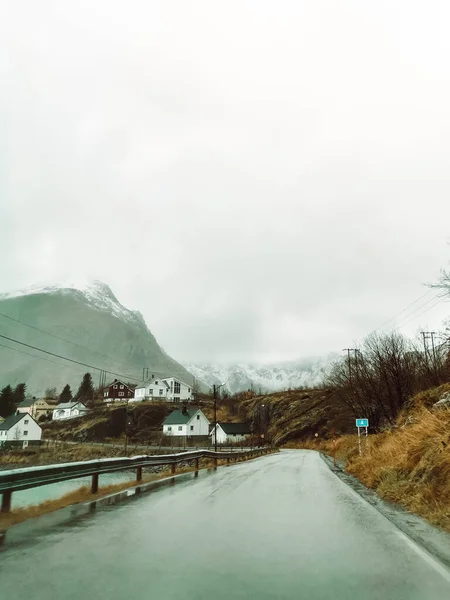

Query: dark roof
0;413;29;430
163;409;200;425
217;423;251;435
17;399;35;407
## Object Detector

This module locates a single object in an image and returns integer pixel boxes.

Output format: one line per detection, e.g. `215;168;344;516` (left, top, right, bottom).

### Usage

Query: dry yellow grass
288;388;450;532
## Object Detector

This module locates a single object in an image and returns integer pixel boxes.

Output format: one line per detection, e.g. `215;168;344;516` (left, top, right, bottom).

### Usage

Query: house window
167;426;172;431
174;397;180;402
24;419;29;424
149;389;153;395
113;385;118;389
178;426;182;431
190;425;194;431
119;392;124;397
104;392;108;397
24;431;28;436
159;389;164;396
120;385;124;389
155;381;158;385
197;415;200;420
174;382;181;394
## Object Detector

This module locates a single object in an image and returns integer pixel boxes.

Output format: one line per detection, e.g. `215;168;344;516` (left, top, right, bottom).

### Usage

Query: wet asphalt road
1;450;450;599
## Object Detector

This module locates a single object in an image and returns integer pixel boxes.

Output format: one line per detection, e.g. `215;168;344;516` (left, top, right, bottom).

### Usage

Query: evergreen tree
59;384;73;404
0;385;15;418
74;373;94;406
12;382;26;406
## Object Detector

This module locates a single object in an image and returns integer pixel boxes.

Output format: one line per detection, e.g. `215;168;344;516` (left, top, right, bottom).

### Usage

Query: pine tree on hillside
74;373;94;406
0;385;15;418
13;383;26;406
59;384;73;404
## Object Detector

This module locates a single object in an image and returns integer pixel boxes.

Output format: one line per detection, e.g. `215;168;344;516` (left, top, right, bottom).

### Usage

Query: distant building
210;423;251;445
0;413;42;447
163;408;209;437
103;379;135;403
52;401;88;421
16;398;54;420
134;376;193;403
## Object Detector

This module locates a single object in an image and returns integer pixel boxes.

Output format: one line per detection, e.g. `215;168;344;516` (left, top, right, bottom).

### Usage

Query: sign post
355;419;369;455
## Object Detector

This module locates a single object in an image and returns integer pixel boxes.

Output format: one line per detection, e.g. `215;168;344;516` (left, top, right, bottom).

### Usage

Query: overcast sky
1;1;449;364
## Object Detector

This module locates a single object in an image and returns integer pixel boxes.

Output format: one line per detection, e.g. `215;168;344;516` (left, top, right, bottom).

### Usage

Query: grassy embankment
288;384;450;532
0;453;259;530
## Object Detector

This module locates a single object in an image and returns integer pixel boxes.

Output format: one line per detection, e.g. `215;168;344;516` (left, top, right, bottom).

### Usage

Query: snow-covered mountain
0;279;193;396
184;357;336;395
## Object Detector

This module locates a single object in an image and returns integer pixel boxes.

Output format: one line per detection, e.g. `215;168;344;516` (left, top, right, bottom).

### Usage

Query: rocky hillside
0;280;194;396
238;388;354;445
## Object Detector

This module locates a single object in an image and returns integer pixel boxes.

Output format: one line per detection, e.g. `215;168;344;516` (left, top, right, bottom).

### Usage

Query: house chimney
182;406;188;415
114;379;117;382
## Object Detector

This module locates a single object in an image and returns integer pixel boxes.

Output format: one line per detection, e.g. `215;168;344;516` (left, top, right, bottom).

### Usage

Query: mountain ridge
0;280;194;396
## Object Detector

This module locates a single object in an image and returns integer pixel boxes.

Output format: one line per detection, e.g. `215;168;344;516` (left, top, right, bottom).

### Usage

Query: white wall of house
163;378;193;401
0;416;42;443
132;377;193;402
133;380;168;402
16;406;33;415
211;426;248;445
163;423;187;436
187;412;210;435
53;403;87;420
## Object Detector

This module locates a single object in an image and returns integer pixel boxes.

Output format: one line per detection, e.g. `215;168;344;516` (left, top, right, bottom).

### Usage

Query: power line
0;310;142;376
393;296;445;330
372;288;435;333
0;342;84;372
0;311;194;381
0;333;142;383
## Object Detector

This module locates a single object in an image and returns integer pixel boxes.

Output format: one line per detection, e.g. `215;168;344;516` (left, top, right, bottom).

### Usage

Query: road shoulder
321;452;450;570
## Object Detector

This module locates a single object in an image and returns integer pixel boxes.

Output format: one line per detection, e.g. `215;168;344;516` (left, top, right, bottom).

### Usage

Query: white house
134;376;193;403
210;423;251;445
0;413;42;447
52;401;88;421
163;408;209;437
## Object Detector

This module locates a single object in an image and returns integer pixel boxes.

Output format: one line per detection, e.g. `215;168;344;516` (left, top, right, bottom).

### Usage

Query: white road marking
395;531;450;583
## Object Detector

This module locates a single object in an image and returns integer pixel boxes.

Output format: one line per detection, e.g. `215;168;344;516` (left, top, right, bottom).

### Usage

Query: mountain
183;357;335;395
0;279;194;396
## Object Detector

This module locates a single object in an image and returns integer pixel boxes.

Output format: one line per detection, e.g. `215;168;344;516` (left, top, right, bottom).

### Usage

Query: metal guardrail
0;448;270;513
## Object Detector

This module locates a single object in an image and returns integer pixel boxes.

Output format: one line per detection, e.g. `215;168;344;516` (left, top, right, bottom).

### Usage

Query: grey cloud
1;0;450;364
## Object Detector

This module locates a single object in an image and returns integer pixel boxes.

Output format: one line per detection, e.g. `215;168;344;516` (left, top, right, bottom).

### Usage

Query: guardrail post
136;466;143;481
1;490;12;513
195;458;199;471
91;473;99;494
227;456;230;464
171;463;176;474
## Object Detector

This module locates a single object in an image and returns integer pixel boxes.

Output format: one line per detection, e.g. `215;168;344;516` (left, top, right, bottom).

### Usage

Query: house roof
17;399;35;407
216;423;251;435
54;401;86;410
163;409;202;425
0;413;41;431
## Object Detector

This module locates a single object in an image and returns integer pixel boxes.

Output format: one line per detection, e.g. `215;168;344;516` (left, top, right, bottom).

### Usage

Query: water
10;470;138;509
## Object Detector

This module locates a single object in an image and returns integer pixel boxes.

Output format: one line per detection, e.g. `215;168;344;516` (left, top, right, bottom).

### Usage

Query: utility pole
213;384;218;453
430;332;437;363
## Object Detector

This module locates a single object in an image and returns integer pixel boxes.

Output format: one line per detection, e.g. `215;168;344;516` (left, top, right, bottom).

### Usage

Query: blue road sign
356;419;369;428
